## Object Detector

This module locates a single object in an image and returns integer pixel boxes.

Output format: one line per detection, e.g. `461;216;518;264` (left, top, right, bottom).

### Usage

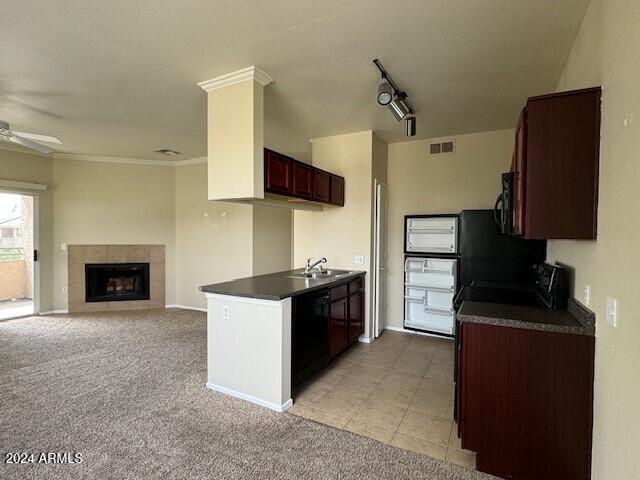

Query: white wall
545;0;640;476
385;130;513;329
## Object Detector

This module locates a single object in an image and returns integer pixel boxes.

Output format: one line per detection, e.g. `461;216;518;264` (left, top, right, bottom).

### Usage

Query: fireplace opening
85;263;150;302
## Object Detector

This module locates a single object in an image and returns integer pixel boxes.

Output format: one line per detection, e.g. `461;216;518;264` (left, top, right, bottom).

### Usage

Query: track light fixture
405;116;417;137
377;81;393;106
373;59;416;136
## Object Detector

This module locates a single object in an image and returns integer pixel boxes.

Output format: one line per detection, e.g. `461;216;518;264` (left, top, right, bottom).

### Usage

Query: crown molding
0;142;52;157
198;66;274;92
51;153;207;167
174;156;207;166
53;153;175;166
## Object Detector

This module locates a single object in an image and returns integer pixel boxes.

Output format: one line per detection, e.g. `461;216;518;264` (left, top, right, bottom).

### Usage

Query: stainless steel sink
286;269;355;280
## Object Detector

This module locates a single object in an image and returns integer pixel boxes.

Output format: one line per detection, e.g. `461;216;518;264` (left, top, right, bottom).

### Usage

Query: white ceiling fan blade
12;131;62;144
6;134;54;154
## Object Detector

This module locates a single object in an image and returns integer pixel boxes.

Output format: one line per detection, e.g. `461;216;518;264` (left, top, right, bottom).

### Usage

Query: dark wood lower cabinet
348;291;363;343
458;322;594;480
292;274;365;389
328;296;348;357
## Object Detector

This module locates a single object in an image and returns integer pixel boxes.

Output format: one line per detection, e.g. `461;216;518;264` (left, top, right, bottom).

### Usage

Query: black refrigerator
403;210;546;337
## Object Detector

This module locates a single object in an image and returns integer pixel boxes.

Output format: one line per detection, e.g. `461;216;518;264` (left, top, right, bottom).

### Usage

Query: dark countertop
199;269;365;301
457;297;595;336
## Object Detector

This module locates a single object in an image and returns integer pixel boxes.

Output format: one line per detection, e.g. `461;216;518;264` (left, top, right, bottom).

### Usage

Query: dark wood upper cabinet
264;148;345;207
512;87;601;240
264;149;292;195
292;161;313;199
312;169;331;203
330;175;345;206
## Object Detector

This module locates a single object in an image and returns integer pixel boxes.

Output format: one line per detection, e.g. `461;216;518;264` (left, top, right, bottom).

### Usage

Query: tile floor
288;330;476;470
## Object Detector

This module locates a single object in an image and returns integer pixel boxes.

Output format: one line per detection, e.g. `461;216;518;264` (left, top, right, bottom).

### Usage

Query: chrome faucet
304;257;327;274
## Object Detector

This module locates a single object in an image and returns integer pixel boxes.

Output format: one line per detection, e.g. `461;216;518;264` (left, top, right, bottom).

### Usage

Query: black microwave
494;172;513;234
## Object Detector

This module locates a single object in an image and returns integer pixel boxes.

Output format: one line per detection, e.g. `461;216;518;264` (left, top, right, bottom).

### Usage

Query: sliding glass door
0;191;37;320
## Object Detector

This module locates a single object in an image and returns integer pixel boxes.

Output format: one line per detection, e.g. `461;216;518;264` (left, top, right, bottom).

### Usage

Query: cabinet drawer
349;276;363;294
329;283;348;301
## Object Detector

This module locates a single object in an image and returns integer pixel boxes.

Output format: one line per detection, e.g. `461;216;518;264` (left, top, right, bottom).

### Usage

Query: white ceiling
0;0;590;160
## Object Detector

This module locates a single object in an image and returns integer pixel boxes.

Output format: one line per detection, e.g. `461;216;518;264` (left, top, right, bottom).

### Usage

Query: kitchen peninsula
200;268;365;412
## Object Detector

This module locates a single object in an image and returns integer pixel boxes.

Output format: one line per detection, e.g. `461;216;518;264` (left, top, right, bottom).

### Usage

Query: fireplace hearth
85;263;150;302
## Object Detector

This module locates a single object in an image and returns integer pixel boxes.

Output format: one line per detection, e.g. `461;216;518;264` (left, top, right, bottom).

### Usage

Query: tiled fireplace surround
67;245;165;313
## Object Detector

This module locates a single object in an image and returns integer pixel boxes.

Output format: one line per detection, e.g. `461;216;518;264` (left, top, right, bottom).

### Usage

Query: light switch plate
61;243;67;251
354;255;365;265
583;285;591;306
222;306;230;320
62;286;67;294
606;297;617;327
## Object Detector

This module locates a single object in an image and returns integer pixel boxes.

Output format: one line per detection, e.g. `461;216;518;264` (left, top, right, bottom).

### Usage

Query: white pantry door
373;181;388;338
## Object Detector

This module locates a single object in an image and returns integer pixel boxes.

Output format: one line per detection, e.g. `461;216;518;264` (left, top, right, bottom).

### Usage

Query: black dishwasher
292;289;330;389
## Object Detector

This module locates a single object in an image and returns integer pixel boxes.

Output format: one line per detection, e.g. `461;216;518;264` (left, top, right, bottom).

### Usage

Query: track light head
377;80;393;106
405;116;416;137
388;95;411;121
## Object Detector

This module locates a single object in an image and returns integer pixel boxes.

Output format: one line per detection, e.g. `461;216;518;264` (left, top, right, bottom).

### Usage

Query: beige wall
252;205;292;275
175;162;291;309
207;80;264;201
0;149;54;310
545;0;640;476
293;131;377;338
386;129;513;328
175;162;253;308
51;158;176;310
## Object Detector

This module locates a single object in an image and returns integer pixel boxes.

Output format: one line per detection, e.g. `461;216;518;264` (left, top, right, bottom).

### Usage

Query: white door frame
372;179;388;338
0;188;40;317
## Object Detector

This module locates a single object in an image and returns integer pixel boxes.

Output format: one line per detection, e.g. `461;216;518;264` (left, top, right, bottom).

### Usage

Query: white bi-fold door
404;257;457;335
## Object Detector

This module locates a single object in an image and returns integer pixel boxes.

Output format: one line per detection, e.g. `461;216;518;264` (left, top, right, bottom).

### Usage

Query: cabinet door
348;290;364;343
329;297;348;357
293;161;313;199
265;149;292;195
312;169;331;203
512;110;526;236
330;175;345;206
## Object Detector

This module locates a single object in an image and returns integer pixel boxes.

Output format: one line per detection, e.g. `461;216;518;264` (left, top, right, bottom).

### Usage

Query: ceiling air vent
153;148;181;156
429;140;455;155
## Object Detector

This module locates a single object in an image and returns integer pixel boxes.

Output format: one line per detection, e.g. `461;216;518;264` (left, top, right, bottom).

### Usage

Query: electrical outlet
61;243;67;251
222;306;230;320
62;286;68;294
583;285;591;306
354;255;365;265
606;298;617;327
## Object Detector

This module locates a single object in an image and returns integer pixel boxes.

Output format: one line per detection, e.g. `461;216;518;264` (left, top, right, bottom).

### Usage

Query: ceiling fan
0;120;61;155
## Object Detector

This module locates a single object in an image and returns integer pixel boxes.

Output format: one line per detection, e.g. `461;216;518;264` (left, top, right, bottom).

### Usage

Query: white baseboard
206;382;292;412
358;335;374;343
384;326;454;340
39;309;68;315
165;304;207;312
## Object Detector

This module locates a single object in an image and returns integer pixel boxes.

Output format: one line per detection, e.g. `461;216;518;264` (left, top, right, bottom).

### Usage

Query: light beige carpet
0;309;494;479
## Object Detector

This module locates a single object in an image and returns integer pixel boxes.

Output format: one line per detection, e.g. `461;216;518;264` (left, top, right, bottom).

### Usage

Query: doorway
372;180;388;338
0;192;37;320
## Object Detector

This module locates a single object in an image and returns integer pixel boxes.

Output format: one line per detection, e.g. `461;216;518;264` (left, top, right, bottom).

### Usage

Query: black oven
494;172;514;234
